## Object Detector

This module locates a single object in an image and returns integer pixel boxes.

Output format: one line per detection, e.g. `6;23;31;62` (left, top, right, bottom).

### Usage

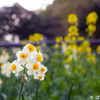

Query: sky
0;0;54;11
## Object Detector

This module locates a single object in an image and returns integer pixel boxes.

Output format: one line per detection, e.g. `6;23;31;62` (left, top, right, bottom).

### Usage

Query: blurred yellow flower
86;47;92;53
70;32;79;37
77;37;85;41
82;40;90;47
72;44;77;49
88;31;94;37
91;53;96;63
68;33;72;37
68;45;72;50
64;50;71;56
75;32;79;37
29;33;43;43
74;70;78;74
61;42;66;46
21;40;27;45
36;45;42;52
64;35;70;42
71;36;76;43
87;24;96;32
55;36;63;43
64;57;72;63
86;53;91;61
78;65;82;70
86;11;98;24
68;25;79;33
68;14;78;24
96;45;100;54
77;46;83;54
55;43;59;48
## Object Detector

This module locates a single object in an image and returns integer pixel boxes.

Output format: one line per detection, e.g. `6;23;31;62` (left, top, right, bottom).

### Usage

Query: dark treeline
0;0;100;40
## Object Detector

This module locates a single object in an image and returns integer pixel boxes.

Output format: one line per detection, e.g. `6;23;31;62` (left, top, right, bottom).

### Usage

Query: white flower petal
26;63;32;69
27;69;33;75
15;71;19;76
16;51;22;58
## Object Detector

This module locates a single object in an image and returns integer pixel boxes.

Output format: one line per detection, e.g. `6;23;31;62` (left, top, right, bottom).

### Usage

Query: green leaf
21;94;24;100
67;80;74;100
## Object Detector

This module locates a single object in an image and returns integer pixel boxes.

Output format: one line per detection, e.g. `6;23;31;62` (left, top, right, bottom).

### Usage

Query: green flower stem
36;80;38;100
19;80;24;100
19;65;26;100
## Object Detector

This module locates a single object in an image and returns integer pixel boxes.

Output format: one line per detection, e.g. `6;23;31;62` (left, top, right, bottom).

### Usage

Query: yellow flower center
33;64;39;70
11;64;17;71
38;76;42;80
1;64;4;67
37;54;42;62
28;44;35;52
0;79;2;83
40;67;45;72
20;53;28;59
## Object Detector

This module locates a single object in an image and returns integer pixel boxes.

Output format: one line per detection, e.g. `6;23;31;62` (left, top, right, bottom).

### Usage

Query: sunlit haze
0;0;54;11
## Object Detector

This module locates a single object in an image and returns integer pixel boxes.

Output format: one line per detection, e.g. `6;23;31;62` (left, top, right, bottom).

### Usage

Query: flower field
0;12;100;100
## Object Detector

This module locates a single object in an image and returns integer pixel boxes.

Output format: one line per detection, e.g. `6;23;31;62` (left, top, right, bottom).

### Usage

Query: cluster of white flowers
0;78;3;88
10;44;47;81
1;62;11;77
0;51;10;63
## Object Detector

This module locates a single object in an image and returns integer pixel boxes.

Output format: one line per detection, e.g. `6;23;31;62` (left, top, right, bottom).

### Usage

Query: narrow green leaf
67;80;74;100
21;94;24;100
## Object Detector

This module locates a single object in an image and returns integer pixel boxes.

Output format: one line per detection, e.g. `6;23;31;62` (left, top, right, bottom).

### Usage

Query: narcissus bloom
1;62;11;77
0;51;10;63
16;51;30;65
34;73;45;81
23;44;36;54
31;52;43;63
38;65;47;74
10;60;24;76
26;62;40;75
10;44;47;81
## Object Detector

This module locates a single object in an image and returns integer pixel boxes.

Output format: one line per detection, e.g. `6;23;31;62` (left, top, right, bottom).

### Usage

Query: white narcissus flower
34;73;45;81
23;44;36;55
16;50;30;65
10;43;47;80
10;60;24;76
26;62;40;75
30;52;43;64
38;64;47;74
0;51;10;63
1;62;11;77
